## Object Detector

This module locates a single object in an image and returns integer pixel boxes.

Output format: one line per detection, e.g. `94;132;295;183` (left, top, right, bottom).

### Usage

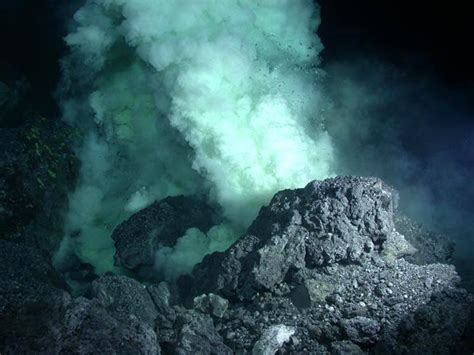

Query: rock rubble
1;176;472;354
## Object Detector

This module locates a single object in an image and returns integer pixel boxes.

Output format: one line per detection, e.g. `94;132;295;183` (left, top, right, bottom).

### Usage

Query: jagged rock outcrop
1;176;473;354
112;195;216;272
188;176;473;353
192;177;413;299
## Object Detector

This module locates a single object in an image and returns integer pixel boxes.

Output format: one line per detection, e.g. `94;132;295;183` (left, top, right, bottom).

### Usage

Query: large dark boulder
0;241;161;354
91;274;159;327
188;176;473;353
54;297;161;355
192;177;412;299
174;310;232;355
112;195;215;272
0;240;68;352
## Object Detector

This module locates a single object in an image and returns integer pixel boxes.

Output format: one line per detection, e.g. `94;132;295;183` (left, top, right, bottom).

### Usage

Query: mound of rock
188;176;472;353
1;176;472;354
112;195;215;272
192;177;415;299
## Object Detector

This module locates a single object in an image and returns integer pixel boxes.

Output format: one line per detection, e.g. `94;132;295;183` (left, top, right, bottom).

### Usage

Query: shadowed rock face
112;195;216;272
91;274;159;327
0;241;161;354
0;116;78;256
394;214;455;265
1;176;472;354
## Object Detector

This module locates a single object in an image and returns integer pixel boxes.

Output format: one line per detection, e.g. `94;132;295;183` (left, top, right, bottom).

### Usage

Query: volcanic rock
175;310;232;355
2;176;472;354
192;177;411;299
91;274;159;326
251;324;295;355
0;241;160;354
112;195;215;272
0;118;78;255
188;176;473;353
395;214;455;264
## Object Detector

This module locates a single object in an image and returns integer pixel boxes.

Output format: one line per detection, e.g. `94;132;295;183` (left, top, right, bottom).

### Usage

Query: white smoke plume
55;0;335;277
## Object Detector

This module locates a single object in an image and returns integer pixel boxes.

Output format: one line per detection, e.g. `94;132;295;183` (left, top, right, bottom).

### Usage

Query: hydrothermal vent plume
56;0;335;276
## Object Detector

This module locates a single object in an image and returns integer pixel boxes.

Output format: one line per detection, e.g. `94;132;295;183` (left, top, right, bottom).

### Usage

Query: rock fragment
112;195;215;272
252;325;295;355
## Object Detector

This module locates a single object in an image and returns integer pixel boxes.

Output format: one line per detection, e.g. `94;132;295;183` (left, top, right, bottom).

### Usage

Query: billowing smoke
54;0;335;277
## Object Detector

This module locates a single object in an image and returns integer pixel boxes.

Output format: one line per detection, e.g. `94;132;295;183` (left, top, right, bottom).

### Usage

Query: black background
319;0;473;89
1;0;473;97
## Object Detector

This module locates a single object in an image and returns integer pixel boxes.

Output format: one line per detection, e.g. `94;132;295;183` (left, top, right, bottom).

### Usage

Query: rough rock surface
192;177;409;299
189;176;473;353
0;240;68;351
2;176;473;354
0;117;78;255
193;293;229;318
0;241;161;354
175;310;232;355
251;325;295;355
91;274;159;326
395;214;455;264
55;296;160;355
112;195;216;272
148;282;179;346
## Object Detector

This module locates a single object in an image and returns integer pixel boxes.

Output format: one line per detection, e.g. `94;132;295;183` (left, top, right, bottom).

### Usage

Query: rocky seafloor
1;86;473;354
1;147;473;354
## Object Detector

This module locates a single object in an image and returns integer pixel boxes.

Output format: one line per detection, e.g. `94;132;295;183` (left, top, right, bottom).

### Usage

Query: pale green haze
55;0;335;278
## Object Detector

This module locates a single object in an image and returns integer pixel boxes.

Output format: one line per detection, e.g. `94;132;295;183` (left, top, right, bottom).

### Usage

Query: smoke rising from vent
54;0;335;276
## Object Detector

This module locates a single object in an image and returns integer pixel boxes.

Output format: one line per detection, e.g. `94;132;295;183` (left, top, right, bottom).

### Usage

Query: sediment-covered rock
251;325;295;355
193;293;229;318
